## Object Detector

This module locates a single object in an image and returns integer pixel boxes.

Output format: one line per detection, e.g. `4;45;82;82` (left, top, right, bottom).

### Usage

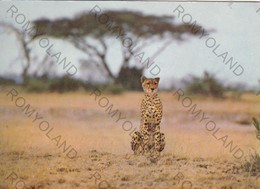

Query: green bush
252;117;260;140
23;75;125;94
82;82;95;91
116;67;143;90
25;76;83;93
49;76;82;93
83;82;125;94
25;79;50;92
184;72;224;98
243;151;260;175
242;118;260;175
0;77;16;85
105;84;124;94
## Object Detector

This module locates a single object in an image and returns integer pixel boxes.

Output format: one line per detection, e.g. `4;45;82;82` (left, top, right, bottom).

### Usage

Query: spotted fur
131;76;165;159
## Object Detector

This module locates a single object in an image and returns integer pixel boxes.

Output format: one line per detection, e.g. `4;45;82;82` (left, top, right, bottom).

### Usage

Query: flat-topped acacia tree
3;10;210;88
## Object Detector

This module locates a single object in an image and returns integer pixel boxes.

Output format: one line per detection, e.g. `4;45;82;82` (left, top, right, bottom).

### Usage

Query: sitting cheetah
131;76;165;159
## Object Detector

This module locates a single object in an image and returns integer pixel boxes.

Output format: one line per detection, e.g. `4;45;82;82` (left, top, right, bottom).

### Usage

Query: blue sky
0;1;259;89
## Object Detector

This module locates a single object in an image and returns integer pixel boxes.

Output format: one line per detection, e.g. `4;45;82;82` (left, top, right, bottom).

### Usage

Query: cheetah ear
141;76;147;83
155;77;160;83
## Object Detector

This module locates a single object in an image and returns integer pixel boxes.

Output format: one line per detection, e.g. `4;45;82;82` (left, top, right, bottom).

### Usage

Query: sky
0;1;259;89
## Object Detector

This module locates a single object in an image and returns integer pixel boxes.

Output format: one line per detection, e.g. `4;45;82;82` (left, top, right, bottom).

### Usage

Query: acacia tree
0;22;56;84
0;22;32;83
32;10;209;89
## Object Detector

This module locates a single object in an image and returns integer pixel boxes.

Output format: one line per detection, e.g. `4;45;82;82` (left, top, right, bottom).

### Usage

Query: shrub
23;76;125;94
242;151;260;175
184;72;224;98
116;67;143;90
0;77;16;85
25;79;50;92
105;84;124;94
252;117;260;140
82;82;125;94
82;82;95;91
242;118;260;175
49;76;82;93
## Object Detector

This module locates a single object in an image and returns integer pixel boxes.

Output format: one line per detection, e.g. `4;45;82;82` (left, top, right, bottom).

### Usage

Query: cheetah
131;76;165;159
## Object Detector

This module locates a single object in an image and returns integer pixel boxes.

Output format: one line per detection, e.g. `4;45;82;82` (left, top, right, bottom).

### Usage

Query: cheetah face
141;76;160;96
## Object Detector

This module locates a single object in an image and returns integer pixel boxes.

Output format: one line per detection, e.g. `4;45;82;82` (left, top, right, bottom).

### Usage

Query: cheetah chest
142;96;162;133
144;97;162;118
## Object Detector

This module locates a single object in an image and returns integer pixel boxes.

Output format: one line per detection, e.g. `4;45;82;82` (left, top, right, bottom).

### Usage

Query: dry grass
0;88;260;188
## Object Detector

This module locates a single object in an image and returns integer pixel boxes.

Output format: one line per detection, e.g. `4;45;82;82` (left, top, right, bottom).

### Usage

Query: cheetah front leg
143;123;160;158
131;131;143;155
142;130;150;155
155;132;165;152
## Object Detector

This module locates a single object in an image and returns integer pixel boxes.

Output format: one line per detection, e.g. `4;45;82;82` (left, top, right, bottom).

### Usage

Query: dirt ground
0;87;260;189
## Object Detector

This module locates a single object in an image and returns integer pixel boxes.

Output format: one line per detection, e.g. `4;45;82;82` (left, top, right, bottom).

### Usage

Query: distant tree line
0;71;254;97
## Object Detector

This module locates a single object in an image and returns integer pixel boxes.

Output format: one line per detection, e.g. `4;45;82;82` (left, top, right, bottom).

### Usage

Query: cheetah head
141;76;160;96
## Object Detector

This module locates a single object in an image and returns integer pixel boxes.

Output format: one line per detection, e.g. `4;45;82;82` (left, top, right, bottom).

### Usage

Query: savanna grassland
0;86;260;189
